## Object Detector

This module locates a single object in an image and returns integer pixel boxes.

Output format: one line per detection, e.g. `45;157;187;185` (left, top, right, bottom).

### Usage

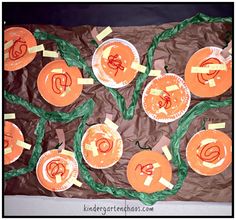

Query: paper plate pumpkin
81;124;123;169
185;46;232;97
4;121;24;165
142;73;191;123
92;38;140;88
36;149;79;192
4;27;37;71
186;130;232;176
127;151;172;193
37;60;83;107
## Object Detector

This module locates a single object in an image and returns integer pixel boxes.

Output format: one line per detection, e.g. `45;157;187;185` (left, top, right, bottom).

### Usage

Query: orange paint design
92;38;139;88
37;60;83;107
127;151;172;193
186;130;232;176
81;124;123;169
4;121;24;165
4;27;37;71
36;149;78;192
142;74;191;123
185;47;232;97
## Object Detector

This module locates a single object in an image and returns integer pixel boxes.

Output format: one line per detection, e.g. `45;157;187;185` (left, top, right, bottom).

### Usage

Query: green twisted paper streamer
34;13;232;120
4;91;95;180
73;98;232;206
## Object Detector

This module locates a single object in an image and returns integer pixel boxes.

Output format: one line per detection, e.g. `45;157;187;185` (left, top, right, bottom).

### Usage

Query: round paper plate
36;149;79;192
186;130;232;176
92;38;140;88
4;27;37;71
4;121;24;165
185;46;232;97
127;151;172;193
81;124;123;169
142;73;191;123
37;60;83;107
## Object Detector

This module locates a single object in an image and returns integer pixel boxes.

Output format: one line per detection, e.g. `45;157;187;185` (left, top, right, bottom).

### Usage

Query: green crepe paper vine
34;13;232;120
73;98;232;206
4;90;232;204
4;118;46;180
4;90;95;180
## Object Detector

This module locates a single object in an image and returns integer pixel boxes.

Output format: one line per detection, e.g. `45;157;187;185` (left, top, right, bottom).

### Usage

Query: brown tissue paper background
4;21;232;202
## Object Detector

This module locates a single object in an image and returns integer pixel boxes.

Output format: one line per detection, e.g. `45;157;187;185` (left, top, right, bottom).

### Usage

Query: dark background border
3;2;234;27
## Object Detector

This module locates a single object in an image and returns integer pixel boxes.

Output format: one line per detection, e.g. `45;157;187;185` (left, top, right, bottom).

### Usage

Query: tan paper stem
152;135;170;152
221;40;232;58
91;27;102;44
105;113;113;121
56;129;65;151
153;59;166;73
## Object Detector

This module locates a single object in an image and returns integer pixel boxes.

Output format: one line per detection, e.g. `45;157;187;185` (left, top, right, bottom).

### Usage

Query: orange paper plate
4;121;24;165
81;124;123;169
36;149;79;192
185;47;232;97
186;130;232;176
92;38;140;88
142;73;191;123
4;27;37;71
127;151;172;193
37;60;83;107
